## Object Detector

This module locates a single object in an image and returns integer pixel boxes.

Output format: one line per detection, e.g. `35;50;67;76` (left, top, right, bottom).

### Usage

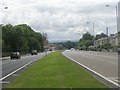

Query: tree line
62;41;77;49
2;24;47;54
78;32;110;51
78;32;120;51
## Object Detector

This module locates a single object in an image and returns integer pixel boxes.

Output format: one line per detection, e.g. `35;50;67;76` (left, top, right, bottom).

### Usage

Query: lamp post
74;27;82;50
86;21;95;51
0;6;8;90
106;26;109;52
106;5;120;51
118;2;120;49
74;33;79;50
106;5;118;34
93;22;95;51
4;7;8;9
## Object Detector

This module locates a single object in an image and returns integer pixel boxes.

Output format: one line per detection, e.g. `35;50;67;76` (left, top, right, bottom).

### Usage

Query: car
48;49;52;51
10;52;21;60
70;48;75;51
31;50;38;55
117;48;120;54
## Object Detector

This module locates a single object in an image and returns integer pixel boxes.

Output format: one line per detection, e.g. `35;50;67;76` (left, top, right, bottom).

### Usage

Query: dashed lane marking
0;81;10;84
0;60;35;81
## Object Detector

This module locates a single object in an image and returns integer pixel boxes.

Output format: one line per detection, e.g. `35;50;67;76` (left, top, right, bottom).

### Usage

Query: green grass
7;51;108;88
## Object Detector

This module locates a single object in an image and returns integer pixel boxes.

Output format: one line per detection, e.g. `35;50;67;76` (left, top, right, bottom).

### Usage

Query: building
95;1;120;50
95;33;118;51
109;34;118;47
95;37;108;47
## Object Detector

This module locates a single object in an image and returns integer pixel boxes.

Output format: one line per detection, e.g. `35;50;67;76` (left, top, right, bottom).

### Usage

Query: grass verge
6;51;108;88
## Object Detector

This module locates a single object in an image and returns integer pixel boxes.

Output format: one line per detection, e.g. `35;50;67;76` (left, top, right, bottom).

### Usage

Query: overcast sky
0;0;120;42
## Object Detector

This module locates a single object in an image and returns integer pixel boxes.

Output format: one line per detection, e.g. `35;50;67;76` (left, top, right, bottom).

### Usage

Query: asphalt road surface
1;51;51;79
63;50;119;87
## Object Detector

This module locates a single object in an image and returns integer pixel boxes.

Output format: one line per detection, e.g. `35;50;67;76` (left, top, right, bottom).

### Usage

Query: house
109;34;118;47
95;33;119;51
95;37;108;47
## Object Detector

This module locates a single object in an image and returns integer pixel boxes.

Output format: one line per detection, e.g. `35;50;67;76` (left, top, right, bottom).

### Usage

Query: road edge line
62;52;119;88
0;52;52;81
0;60;35;81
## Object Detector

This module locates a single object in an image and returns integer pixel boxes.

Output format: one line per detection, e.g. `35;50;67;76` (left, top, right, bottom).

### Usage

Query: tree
35;32;44;51
2;24;46;54
13;25;28;52
78;32;94;50
62;41;77;49
28;37;40;51
2;24;14;51
95;33;108;40
82;32;94;40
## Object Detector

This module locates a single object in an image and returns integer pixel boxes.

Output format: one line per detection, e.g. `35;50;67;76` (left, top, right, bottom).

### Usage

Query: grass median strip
6;51;108;88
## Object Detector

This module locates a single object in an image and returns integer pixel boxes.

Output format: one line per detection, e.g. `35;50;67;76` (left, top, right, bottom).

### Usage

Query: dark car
31;50;37;55
118;48;120;54
10;52;21;60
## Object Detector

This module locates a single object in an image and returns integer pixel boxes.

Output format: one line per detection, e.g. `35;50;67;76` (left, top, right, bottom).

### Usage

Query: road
63;50;119;87
1;51;51;80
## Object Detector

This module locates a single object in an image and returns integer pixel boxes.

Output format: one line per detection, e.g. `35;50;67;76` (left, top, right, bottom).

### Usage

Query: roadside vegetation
2;24;47;56
6;51;108;88
78;32;120;52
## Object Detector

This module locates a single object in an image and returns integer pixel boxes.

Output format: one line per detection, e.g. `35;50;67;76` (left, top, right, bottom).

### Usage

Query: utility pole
106;4;119;51
93;22;95;51
86;21;95;51
106;27;109;52
77;30;81;50
116;4;120;49
115;6;120;49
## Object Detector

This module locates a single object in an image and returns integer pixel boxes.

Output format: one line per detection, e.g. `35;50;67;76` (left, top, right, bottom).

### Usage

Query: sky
0;0;120;42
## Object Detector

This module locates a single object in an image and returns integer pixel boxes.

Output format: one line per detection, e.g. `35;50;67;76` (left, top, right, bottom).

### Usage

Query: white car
70;48;75;51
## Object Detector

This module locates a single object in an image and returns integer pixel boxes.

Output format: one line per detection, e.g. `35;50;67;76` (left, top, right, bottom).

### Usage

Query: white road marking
0;60;36;81
0;81;10;84
0;52;51;81
107;77;120;83
12;60;17;61
62;52;120;87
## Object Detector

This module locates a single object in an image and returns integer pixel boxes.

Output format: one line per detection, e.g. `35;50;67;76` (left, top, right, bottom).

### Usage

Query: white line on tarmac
0;81;10;84
0;52;49;82
62;52;120;88
0;60;36;81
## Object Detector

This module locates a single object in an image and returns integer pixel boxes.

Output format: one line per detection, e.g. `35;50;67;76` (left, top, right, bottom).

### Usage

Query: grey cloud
1;0;119;42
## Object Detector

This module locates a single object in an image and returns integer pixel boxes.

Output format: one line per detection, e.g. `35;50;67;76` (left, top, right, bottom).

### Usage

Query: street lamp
106;5;118;33
86;21;95;51
106;26;109;52
75;31;80;49
106;4;119;51
4;7;8;9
